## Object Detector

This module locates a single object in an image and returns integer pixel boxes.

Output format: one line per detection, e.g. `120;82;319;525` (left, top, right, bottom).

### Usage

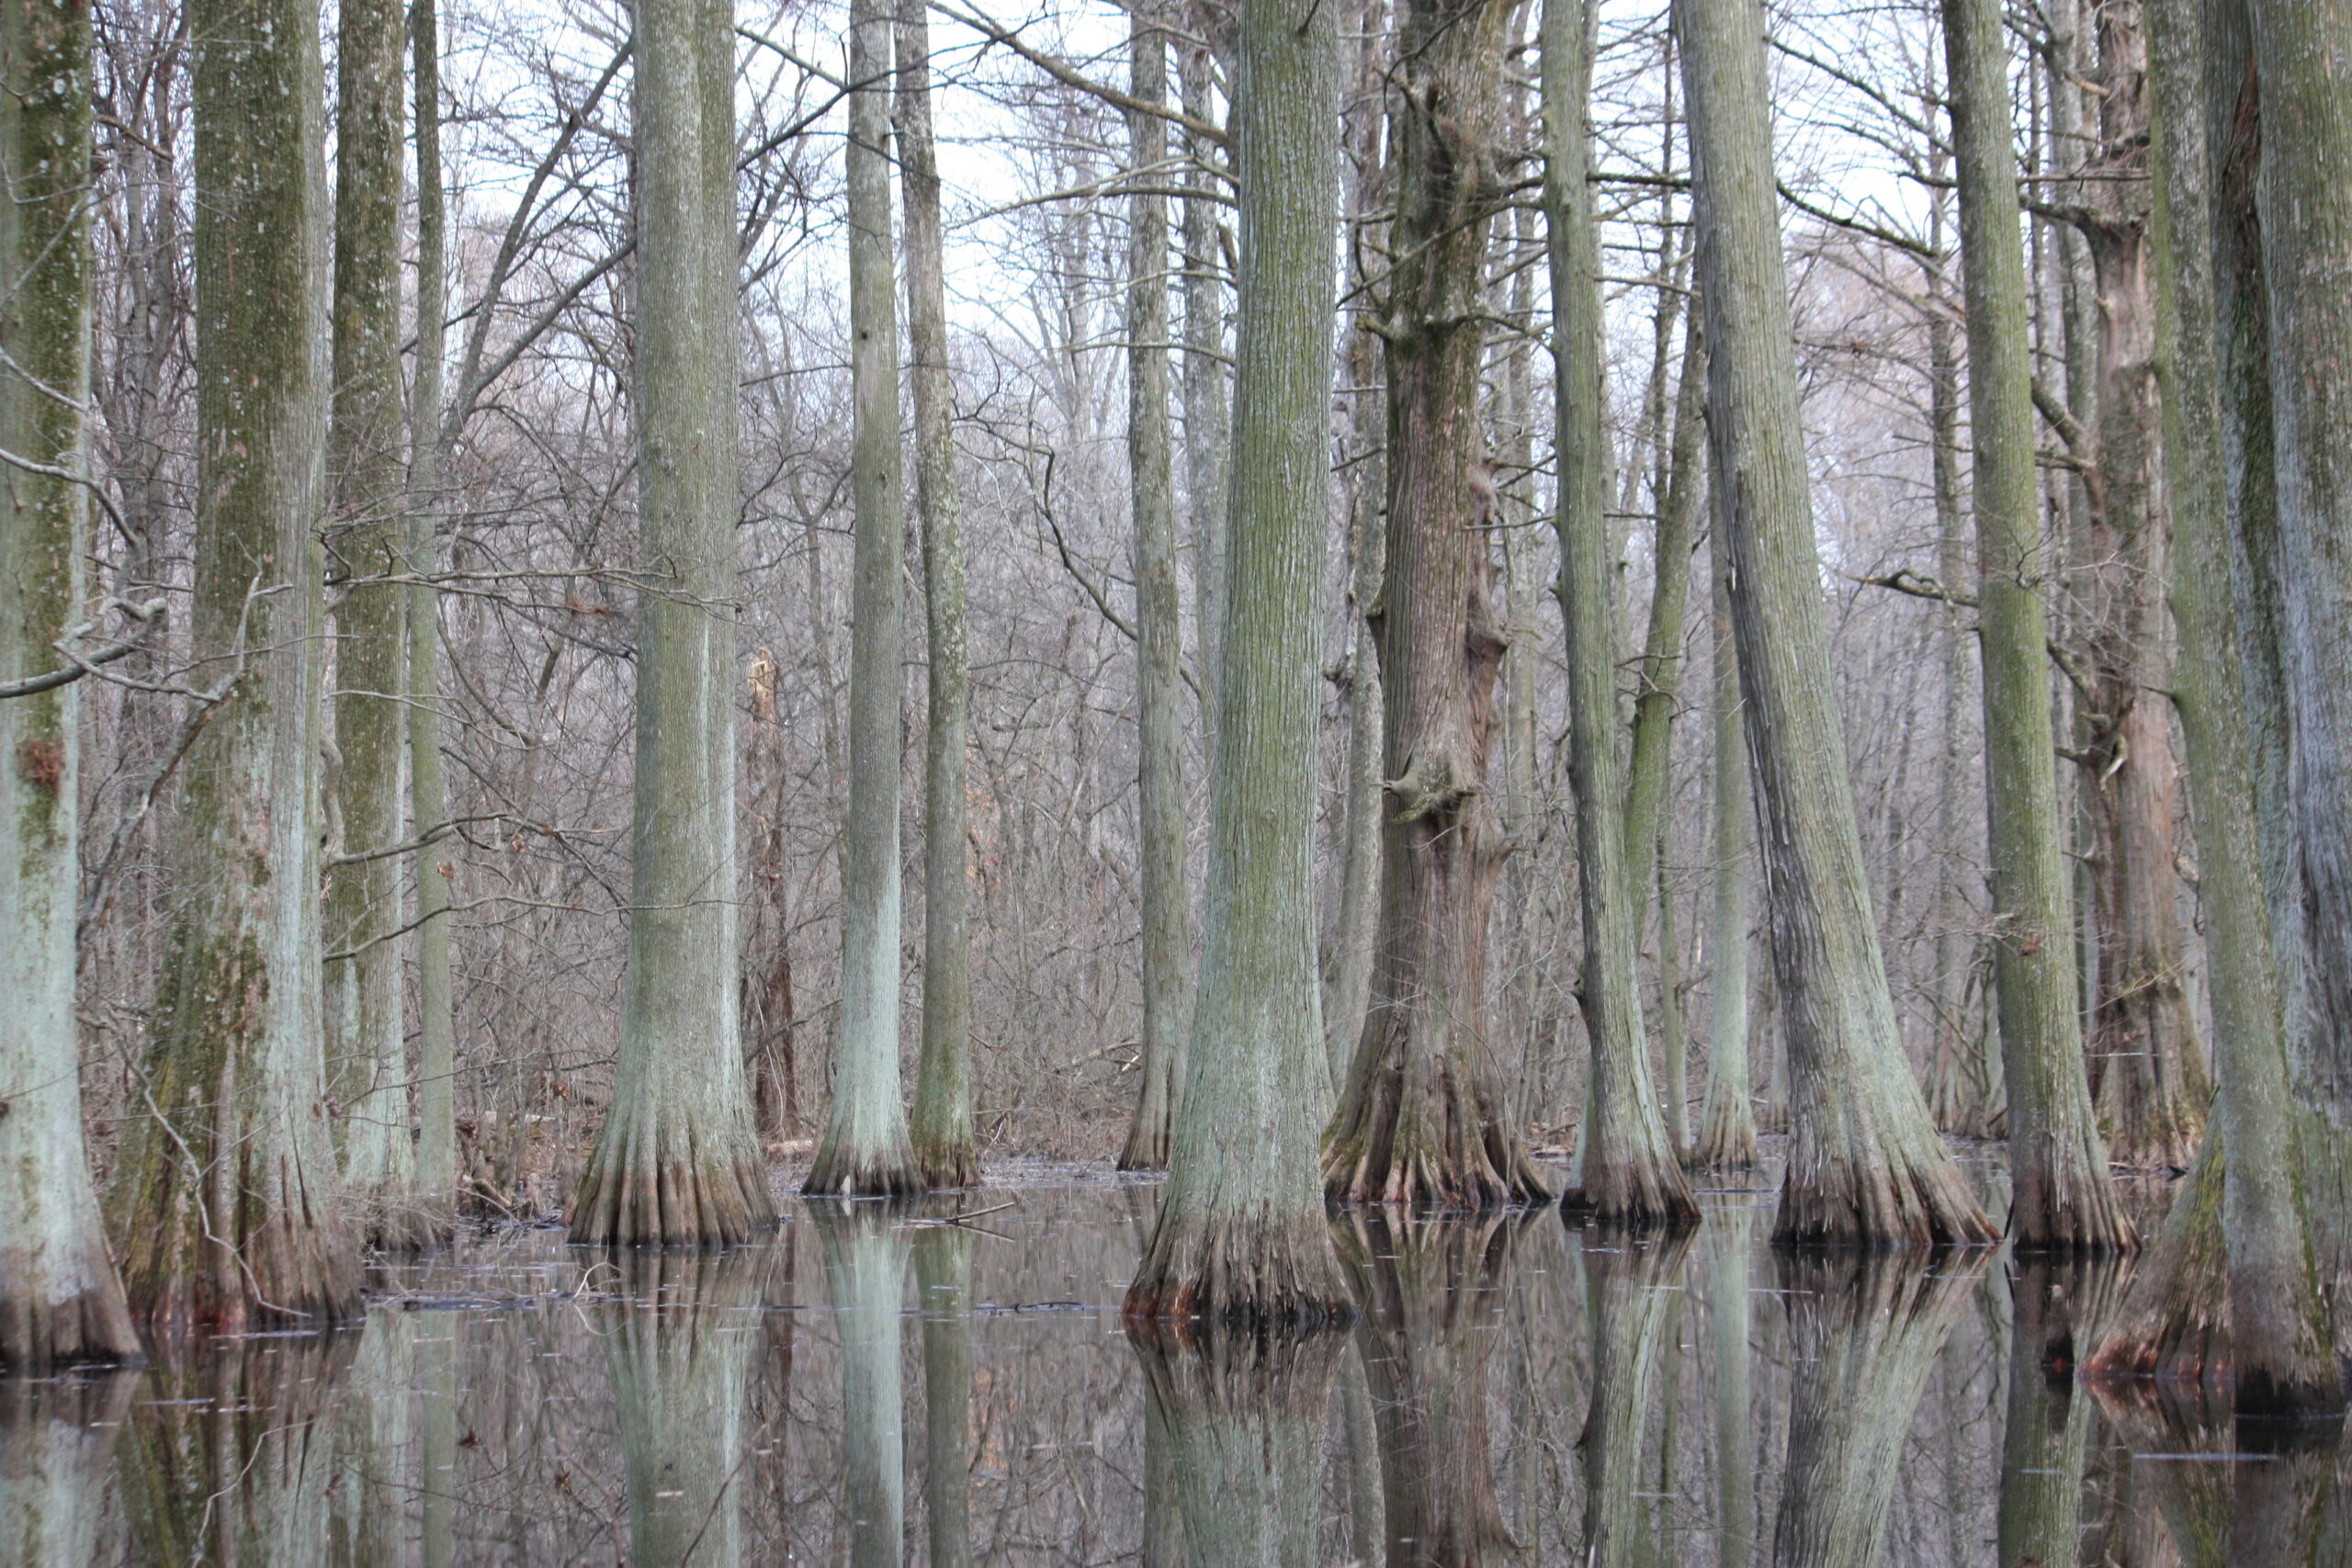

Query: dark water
4;1160;2342;1566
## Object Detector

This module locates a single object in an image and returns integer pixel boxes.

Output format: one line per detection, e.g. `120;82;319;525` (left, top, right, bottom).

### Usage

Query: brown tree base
1320;1120;1554;1214
358;1195;458;1255
2008;1154;2141;1255
120;1188;362;1338
1686;1104;1759;1171
1124;1211;1356;1337
569;1150;777;1247
913;1140;982;1191
0;1268;144;1372
1771;1151;1998;1248
1114;1122;1170;1174
801;1143;925;1200
1560;1155;1703;1230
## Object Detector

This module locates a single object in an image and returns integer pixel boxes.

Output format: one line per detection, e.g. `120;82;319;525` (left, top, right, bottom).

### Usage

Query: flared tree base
569;1144;776;1247
1561;1154;1703;1231
1772;1150;1998;1248
1685;1107;1759;1172
357;1195;457;1255
1115;1119;1171;1174
802;1139;925;1200
1321;1090;1554;1213
2007;1140;2139;1256
1124;1210;1355;1336
912;1140;982;1191
0;1266;143;1371
120;1200;361;1337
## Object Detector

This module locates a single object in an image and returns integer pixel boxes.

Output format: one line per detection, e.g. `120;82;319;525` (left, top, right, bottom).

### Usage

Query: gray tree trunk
326;0;428;1250
2143;0;2335;1408
409;0;459;1235
0;0;140;1369
1690;525;1758;1170
1943;0;2134;1252
808;0;922;1195
1674;0;1995;1246
105;0;360;1330
899;0;978;1190
571;0;775;1242
2245;0;2352;1377
329;1309;414;1567
1181;39;1227;750
1120;0;1196;1173
1550;0;1699;1226
1124;0;1353;1325
1323;0;1549;1213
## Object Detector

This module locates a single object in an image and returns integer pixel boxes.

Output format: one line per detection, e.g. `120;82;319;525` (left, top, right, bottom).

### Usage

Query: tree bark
1550;0;1698;1226
0;0;140;1369
326;0;428;1250
1675;0;1996;1246
1124;0;1354;1325
899;0;978;1190
571;0;775;1243
1323;0;1549;1214
1690;525;1758;1169
106;0;361;1330
409;0;459;1237
1120;0;1196;1173
1181;36;1228;753
808;0;921;1196
1943;0;2135;1252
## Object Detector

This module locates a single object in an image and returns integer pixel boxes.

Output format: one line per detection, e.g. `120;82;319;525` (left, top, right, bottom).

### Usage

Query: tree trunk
899;0;978;1190
1622;317;1706;909
2143;0;2335;1410
1119;0;1196;1173
914;1224;975;1568
1770;1254;1986;1565
409;0;459;1238
813;1204;910;1568
1123;0;1353;1325
1690;526;1758;1169
571;0;775;1243
606;1251;756;1568
106;0;360;1331
0;0;140;1369
1551;0;1698;1226
1182;38;1227;751
808;0;921;1196
1675;0;1995;1246
1657;847;1690;1158
1336;1212;1526;1566
325;0;428;1250
1943;0;2134;1253
1324;0;1549;1213
2245;0;2352;1371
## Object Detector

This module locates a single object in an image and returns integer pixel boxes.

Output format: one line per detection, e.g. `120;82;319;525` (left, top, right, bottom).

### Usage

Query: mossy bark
899;0;978;1191
1335;1212;1530;1565
1675;0;1996;1247
808;0;921;1197
1943;0;2135;1253
2143;0;2335;1409
106;0;360;1332
1119;0;1195;1174
0;0;140;1369
1690;529;1758;1170
1770;1252;1987;1565
325;0;430;1251
408;0;459;1238
571;0;775;1244
605;1249;757;1568
1125;0;1352;1329
1545;0;1698;1228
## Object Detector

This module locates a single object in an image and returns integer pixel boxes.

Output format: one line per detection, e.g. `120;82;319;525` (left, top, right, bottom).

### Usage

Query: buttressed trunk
1123;0;1353;1327
1675;0;1995;1247
326;0;432;1250
569;0;774;1244
1323;0;1550;1213
106;0;360;1332
0;0;141;1369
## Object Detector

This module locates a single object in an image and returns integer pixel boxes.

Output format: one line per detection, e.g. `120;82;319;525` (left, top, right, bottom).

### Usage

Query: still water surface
5;1159;2340;1565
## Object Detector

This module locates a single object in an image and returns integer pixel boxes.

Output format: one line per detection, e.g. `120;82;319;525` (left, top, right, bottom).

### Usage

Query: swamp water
4;1161;2343;1565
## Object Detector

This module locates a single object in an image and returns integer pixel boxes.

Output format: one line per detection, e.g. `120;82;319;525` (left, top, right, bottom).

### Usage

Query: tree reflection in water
1579;1224;1697;1568
812;1201;912;1568
1;1370;134;1568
